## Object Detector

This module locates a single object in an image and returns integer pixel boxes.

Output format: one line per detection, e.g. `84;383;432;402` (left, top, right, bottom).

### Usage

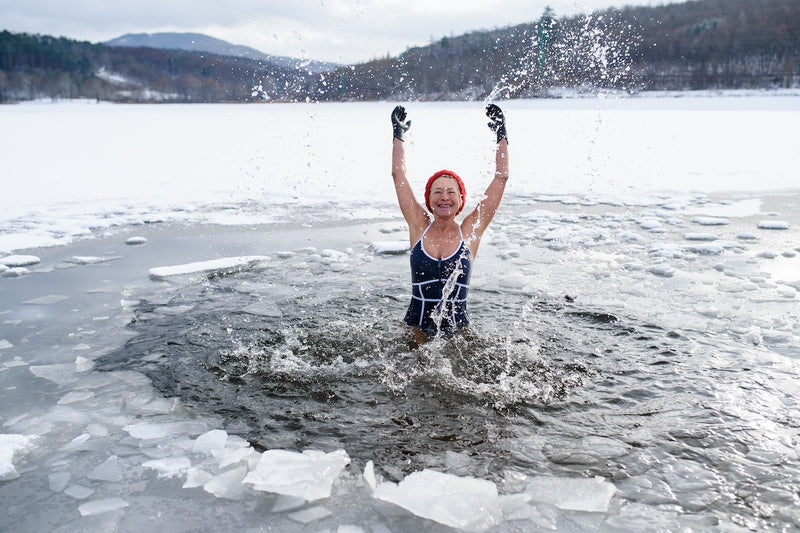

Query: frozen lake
1;95;799;531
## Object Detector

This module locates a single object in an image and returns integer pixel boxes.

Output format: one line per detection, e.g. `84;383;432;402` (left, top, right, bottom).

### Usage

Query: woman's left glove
486;103;507;143
391;105;411;141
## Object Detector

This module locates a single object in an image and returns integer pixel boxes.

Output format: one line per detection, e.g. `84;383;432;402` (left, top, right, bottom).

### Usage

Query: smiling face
428;175;463;217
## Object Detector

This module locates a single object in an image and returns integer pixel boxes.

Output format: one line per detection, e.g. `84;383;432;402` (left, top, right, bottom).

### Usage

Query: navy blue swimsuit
404;224;472;333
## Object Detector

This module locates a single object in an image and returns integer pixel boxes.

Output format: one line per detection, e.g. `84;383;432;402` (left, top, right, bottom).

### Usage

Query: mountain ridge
104;31;339;74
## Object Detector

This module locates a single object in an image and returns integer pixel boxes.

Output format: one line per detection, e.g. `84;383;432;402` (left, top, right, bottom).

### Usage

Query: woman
391;104;509;336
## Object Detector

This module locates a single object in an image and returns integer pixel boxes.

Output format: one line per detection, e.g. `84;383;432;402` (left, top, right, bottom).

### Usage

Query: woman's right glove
391;105;411;141
486;103;507;143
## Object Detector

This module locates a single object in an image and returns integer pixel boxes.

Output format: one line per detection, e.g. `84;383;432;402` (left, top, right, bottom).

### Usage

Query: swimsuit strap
418;223;466;260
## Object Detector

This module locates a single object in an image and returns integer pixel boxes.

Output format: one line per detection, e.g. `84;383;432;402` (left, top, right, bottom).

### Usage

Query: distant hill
105;32;339;74
0;30;315;103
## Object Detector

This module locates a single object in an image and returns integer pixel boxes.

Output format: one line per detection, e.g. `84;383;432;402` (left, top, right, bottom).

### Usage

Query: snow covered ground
1;94;799;531
1;92;798;255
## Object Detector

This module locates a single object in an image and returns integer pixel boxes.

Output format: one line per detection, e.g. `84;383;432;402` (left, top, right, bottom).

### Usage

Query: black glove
391;105;411;141
486;103;507;143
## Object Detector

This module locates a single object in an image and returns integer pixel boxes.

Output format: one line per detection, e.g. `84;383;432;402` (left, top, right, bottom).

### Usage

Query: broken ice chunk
373;469;502;532
243;449;350;501
526;475;616;513
0;434;37;480
123;420;208;439
78;497;129;516
203;466;248;499
192;429;228;456
183;467;214;488
142;456;191;478
288;505;333;524
87;455;123;482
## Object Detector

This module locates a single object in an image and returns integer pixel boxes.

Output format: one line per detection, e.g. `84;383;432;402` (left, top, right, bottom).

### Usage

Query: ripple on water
98;258;681;480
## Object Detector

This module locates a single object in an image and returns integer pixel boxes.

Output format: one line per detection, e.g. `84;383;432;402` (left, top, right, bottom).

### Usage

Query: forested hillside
1;0;798;103
312;0;800;100
0;31;310;102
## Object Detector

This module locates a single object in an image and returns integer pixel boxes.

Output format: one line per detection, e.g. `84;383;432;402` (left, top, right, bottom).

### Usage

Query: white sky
1;0;677;64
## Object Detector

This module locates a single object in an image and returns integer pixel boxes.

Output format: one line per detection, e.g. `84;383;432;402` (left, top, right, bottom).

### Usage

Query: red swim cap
424;170;466;215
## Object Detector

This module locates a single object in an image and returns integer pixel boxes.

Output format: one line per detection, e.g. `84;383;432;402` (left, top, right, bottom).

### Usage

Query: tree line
0;31;311;102
1;0;798;103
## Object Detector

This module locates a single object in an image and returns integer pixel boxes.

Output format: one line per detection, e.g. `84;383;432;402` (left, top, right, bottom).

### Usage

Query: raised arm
462;104;509;255
391;106;430;243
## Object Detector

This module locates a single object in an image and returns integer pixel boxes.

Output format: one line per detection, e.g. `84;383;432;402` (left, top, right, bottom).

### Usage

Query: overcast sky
2;0;677;64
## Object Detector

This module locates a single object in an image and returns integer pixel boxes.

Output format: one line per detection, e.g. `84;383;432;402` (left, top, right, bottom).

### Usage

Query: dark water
96;247;704;487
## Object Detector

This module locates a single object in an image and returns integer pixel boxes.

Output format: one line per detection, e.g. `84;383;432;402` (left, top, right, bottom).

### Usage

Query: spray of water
486;9;642;101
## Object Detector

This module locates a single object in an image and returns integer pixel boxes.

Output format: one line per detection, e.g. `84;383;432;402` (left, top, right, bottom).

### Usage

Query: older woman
390;104;509;335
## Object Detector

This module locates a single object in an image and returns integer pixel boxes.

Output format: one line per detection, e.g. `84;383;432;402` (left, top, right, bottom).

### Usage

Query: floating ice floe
648;264;676;277
320;248;350;261
49;471;71;492
3;267;30;278
204;465;249;499
682;243;729;255
757;220;789;230
124;420;210;439
692;216;729;226
143;456;192;478
369;240;409;255
683;233;718;241
148;255;270;280
526;475;617;512
372;468;503;532
22;294;68;305
87;455;124;482
192;429;228;455
125;236;148;245
0;254;41;267
30;363;80;385
242;449;350;501
78;497;129;516
637;217;662;230
541;227;571;241
66;255;121;265
0;434;37;480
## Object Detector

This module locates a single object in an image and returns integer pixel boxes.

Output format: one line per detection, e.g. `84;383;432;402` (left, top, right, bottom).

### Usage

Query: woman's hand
392;105;411;141
486;103;507;143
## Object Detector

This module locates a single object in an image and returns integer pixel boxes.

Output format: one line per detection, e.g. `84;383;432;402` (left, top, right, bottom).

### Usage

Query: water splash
486;8;642;101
